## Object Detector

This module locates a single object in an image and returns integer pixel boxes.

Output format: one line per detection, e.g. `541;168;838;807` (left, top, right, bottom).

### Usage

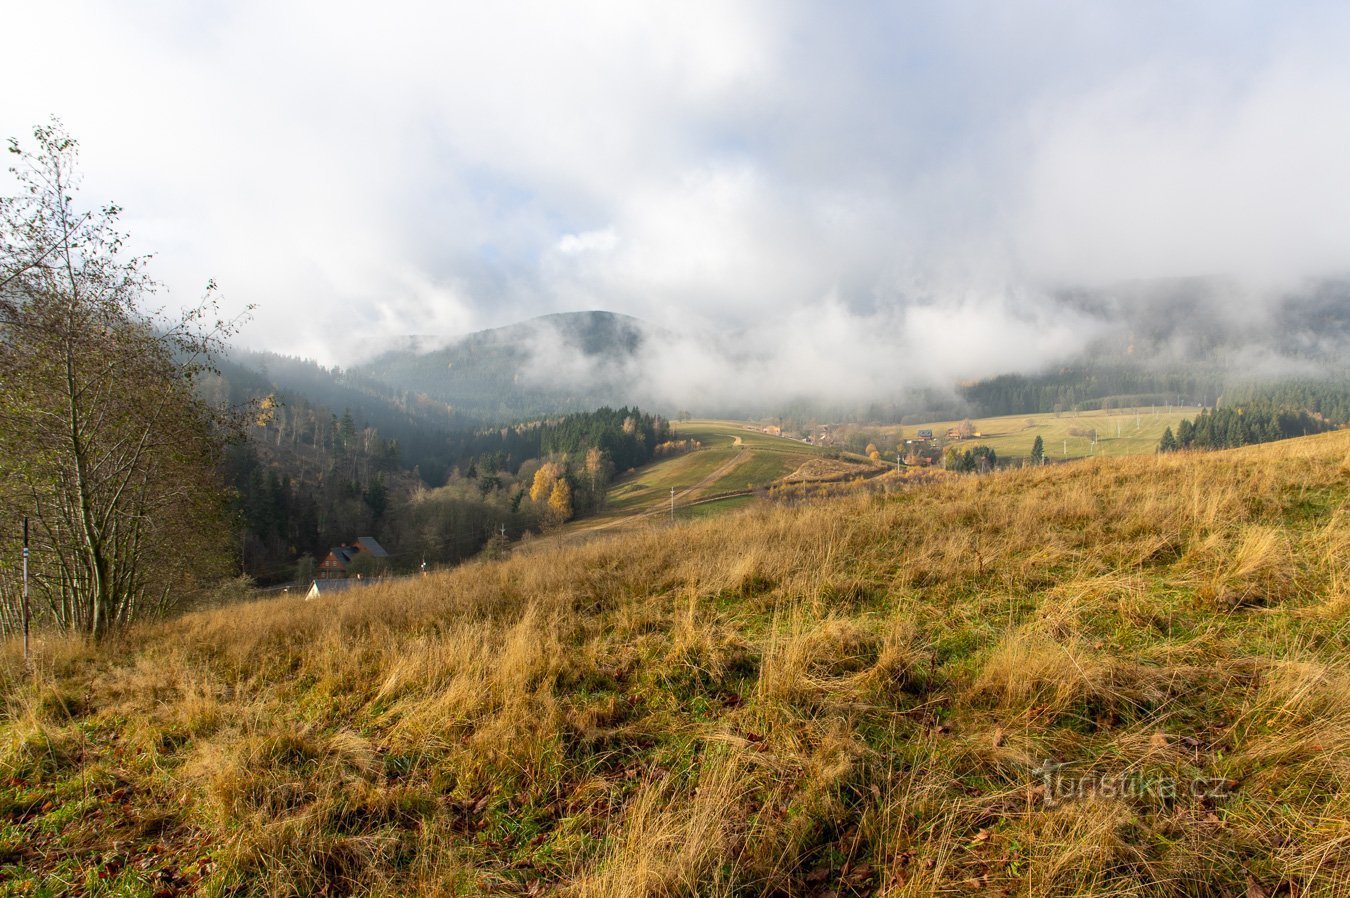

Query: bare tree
0;119;240;639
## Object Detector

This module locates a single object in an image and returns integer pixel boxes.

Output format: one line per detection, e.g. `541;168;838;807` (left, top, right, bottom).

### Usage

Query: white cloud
556;228;619;255
4;0;1349;386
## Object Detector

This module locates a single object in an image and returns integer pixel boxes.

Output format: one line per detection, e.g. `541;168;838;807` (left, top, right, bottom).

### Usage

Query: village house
317;536;390;579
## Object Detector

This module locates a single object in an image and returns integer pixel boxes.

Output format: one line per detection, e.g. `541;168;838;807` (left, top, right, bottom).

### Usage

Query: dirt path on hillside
678;448;750;503
569;445;756;534
546;445;753;542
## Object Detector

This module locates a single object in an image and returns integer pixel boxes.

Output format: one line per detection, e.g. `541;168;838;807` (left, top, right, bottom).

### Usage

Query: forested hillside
206;359;671;583
354;311;649;421
960;368;1350;421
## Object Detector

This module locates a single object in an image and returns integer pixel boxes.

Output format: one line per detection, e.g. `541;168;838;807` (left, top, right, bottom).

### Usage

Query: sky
5;1;1350;376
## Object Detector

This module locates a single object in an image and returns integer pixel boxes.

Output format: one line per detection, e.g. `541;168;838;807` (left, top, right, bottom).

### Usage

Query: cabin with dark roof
317;536;389;579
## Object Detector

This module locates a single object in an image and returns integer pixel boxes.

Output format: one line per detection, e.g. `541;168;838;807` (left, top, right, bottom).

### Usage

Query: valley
547;409;1202;543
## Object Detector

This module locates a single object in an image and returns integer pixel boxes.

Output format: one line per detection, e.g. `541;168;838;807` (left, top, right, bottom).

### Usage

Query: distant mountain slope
205;349;469;483
354;311;651;421
352;282;1350;424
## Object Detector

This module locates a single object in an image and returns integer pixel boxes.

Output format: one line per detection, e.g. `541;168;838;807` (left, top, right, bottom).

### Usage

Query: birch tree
0;120;237;639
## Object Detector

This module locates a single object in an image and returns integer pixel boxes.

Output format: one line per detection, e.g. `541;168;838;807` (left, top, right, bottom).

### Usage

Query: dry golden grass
1;431;1347;896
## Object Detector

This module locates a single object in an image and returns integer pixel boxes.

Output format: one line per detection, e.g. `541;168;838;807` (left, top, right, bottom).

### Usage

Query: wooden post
22;516;30;667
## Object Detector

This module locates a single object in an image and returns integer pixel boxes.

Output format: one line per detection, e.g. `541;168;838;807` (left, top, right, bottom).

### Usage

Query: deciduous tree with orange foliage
547;478;573;523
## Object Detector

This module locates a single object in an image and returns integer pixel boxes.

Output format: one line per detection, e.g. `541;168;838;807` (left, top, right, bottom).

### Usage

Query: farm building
317;536;389;579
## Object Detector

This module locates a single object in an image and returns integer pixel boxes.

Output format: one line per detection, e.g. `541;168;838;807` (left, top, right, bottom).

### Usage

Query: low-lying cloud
5;2;1349;396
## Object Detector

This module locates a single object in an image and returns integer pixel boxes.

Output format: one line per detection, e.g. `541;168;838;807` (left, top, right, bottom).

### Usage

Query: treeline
960;366;1215;417
225;403;669;584
1159;404;1336;453
960;367;1349;425
1218;381;1350;425
224;438;402;585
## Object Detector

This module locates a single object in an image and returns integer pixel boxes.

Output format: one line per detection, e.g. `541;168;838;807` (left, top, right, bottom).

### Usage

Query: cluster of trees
540;407;668;472
379;411;666;570
943;445;998;473
1159;404;1337;453
0;122;237;639
223;441;400;584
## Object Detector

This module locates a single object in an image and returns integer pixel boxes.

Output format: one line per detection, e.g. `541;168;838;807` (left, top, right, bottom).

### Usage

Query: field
2;431;1346;896
842;406;1205;461
567;420;876;535
577;409;1193;538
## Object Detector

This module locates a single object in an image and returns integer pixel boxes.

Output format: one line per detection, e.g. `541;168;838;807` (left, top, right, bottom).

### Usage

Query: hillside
353;312;651;421
554;420;882;538
2;432;1347;895
207;349;469;483
348;287;1350;426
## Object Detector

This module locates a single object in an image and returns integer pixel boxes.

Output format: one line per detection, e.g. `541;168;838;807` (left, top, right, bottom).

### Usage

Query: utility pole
22;517;30;667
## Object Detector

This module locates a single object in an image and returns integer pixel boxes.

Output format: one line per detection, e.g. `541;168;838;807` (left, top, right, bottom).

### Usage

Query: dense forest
1159;403;1337;453
216;366;671;584
961;367;1350;427
959;365;1221;417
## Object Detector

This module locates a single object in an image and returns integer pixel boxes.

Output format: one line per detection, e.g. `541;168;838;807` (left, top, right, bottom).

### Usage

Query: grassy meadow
572;420;870;532
845;407;1206;462
1;431;1347;896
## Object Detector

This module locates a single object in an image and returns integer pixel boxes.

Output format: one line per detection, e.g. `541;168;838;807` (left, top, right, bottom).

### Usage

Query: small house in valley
317;536;389;579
